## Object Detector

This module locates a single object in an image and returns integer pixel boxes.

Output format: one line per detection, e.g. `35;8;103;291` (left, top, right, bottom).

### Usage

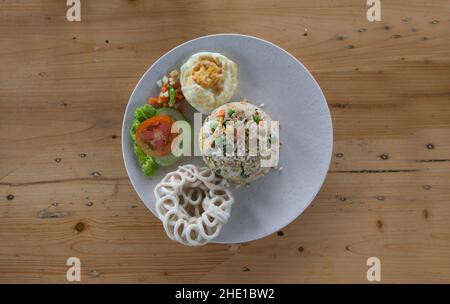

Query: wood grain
1;0;449;283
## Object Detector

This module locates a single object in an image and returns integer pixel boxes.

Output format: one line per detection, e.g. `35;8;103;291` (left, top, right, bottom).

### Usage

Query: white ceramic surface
121;34;333;244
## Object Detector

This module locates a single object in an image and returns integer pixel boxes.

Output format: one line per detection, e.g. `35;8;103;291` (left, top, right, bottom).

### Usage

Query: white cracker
154;164;235;246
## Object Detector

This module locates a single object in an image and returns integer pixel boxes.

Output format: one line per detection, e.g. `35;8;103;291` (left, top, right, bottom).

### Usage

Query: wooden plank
1;0;449;283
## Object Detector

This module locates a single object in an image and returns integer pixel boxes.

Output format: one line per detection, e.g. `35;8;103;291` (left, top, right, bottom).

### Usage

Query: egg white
180;52;238;114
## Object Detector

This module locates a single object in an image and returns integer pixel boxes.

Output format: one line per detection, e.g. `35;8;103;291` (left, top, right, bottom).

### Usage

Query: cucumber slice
156;107;186;122
154;108;190;166
155;153;181;167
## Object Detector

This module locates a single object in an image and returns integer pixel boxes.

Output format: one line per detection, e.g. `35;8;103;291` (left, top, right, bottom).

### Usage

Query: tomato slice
136;115;175;157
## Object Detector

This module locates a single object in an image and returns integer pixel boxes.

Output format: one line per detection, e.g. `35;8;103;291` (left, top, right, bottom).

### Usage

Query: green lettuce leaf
134;144;159;177
130;118;140;141
135;104;156;122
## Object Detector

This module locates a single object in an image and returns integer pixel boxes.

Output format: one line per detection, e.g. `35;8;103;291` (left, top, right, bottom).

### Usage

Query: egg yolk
191;56;223;91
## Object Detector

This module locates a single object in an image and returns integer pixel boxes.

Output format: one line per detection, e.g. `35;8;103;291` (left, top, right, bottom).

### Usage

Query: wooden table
1;0;449;283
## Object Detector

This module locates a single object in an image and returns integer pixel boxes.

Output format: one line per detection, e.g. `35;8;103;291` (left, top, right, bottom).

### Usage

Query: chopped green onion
227;109;235;117
215;137;223;146
209;120;218;129
168;87;176;106
253;114;261;124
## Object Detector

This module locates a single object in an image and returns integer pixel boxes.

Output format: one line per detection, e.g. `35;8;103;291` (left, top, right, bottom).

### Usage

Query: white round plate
122;34;333;244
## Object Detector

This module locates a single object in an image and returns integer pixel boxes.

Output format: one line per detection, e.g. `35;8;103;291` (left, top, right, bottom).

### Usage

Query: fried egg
180;52;238;114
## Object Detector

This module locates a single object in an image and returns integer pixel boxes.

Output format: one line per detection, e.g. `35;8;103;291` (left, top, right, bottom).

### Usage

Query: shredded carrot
217;108;225;117
148;97;159;106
